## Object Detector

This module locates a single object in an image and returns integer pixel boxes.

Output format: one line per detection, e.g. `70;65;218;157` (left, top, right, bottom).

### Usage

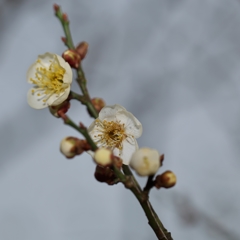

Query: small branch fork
54;4;173;240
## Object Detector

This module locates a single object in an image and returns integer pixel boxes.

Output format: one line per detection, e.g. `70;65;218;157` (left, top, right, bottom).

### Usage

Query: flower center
30;56;67;102
95;119;126;150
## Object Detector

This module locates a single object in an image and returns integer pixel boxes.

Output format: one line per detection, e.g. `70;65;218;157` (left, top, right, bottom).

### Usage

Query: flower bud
91;98;105;113
76;41;89;60
62;49;81;69
129;148;160;176
53;4;60;13
61;37;67;44
49;100;70;118
60;137;89;159
160;154;164;166
62;13;69;23
94;165;116;185
155;171;177;189
94;148;112;166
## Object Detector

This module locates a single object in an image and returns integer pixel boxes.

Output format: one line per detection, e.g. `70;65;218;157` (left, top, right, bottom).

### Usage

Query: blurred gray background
0;0;240;239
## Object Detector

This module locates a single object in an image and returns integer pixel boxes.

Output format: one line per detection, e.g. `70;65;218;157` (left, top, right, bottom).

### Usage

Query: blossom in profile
27;52;72;109
88;104;142;165
130;148;160;176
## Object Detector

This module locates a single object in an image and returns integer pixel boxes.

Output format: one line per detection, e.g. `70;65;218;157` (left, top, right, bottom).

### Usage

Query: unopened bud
53;4;60;13
129;148;160;176
94;148;112;166
160;154;164;166
62;13;69;23
94;165;115;185
76;41;89;60
49;100;70;118
60;137;90;159
62;49;81;69
61;37;67;44
91;98;105;113
155;171;177;189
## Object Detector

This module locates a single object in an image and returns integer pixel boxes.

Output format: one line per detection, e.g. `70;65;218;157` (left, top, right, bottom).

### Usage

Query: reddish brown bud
94;165;116;185
62;49;81;69
76;41;89;60
155;170;177;189
53;4;60;13
91;98;105;113
61;37;67;44
79;122;85;129
160;154;164;166
62;13;69;22
49;100;70;118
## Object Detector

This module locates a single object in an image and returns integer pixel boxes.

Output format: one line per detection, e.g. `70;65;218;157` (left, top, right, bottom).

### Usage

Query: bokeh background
1;0;240;239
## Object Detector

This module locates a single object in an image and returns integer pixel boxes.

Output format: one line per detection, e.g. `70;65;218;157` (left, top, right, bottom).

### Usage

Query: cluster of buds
129;147;176;189
60;137;91;159
91;147;177;188
93;148;122;185
62;41;89;69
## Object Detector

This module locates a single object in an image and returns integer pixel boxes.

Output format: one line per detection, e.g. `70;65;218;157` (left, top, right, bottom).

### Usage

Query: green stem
134;194;173;240
55;6;98;119
143;175;154;193
55;9;74;49
76;67;99;119
122;164;142;191
62;113;97;151
68;91;86;103
116;166;172;239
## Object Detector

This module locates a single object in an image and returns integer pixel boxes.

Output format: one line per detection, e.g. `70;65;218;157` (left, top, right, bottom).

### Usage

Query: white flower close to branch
27;52;72;109
88;104;142;165
130;148;160;176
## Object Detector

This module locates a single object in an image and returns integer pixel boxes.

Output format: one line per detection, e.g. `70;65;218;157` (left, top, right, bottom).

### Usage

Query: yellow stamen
95;119;126;152
30;56;67;102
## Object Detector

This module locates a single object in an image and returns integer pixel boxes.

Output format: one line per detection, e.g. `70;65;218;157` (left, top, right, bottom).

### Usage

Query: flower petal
27;52;56;84
109;110;142;138
113;138;138;165
47;86;70;106
27;53;72;85
124;111;142;138
99;104;127;121
88;120;97;133
38;52;56;68
27;88;48;109
56;54;72;84
27;62;39;84
88;125;106;148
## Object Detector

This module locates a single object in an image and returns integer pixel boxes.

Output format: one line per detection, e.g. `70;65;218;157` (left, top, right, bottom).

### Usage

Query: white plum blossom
27;52;72;109
130;148;160;176
88;104;142;165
